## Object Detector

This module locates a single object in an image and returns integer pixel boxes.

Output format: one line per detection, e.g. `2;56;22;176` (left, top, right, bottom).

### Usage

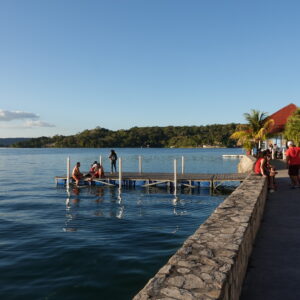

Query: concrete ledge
133;174;268;300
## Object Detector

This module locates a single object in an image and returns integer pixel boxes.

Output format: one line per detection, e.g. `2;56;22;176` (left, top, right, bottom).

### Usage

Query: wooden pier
56;156;247;191
55;172;247;189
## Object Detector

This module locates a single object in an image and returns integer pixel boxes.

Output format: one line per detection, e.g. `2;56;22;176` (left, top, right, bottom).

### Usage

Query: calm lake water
0;148;243;299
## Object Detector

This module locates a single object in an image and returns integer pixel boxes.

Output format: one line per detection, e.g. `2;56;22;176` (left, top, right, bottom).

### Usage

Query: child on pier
89;163;105;181
89;161;98;174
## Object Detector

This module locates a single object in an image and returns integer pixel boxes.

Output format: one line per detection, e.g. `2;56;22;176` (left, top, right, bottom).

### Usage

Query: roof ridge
269;103;297;117
268;103;298;134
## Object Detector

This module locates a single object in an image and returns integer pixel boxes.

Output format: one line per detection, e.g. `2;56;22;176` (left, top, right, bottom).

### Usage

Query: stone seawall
237;155;256;174
133;174;268;300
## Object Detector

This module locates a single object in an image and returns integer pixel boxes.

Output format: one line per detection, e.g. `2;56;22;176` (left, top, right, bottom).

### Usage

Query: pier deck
55;172;247;188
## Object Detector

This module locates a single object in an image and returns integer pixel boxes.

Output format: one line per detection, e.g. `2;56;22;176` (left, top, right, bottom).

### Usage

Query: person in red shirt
254;152;268;176
89;161;98;174
89;163;105;182
254;151;276;191
285;141;300;188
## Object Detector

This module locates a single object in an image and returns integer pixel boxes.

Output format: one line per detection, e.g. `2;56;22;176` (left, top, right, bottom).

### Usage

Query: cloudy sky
0;0;299;138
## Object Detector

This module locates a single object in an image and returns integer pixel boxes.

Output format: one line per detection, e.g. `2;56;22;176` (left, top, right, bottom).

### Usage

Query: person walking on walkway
286;141;300;188
109;149;118;173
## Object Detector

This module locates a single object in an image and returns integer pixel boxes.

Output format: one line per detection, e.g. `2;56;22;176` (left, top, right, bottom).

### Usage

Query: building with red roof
268;103;298;135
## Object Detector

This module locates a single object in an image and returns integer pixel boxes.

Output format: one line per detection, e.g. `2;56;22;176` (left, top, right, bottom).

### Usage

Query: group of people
71;150;118;186
72;144;300;188
254;141;300;191
268;143;280;159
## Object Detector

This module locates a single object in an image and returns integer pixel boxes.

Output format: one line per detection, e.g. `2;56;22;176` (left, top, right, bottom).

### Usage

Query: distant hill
10;124;240;148
0;138;32;147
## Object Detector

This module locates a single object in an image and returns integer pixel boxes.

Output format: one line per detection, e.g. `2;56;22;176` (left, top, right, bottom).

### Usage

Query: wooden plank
93;179;116;186
182;183;196;188
142;180;171;187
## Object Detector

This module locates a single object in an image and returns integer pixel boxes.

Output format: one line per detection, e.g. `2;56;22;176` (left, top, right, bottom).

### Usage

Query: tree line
11;124;240;148
0;138;31;147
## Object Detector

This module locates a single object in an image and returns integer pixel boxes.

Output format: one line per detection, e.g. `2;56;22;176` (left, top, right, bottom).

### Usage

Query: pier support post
66;156;70;189
174;159;177;195
119;157;122;189
181;156;185;174
139;155;142;174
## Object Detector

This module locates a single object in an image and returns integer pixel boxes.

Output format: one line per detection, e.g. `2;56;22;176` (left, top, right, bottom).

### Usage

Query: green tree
11;124;240;148
284;108;300;146
230;110;274;152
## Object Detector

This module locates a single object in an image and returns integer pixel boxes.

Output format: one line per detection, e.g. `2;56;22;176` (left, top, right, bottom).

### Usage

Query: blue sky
0;0;299;138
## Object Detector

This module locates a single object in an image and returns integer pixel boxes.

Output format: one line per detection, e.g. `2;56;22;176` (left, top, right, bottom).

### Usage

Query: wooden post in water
174;159;177;195
181;156;185;174
139;155;142;174
119;157;122;188
66;156;70;189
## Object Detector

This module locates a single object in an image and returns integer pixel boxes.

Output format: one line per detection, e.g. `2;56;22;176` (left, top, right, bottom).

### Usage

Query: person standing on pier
109;149;118;173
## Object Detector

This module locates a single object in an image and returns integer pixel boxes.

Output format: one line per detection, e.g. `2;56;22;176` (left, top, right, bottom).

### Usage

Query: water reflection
64;187;81;232
64;208;78;232
62;185;232;233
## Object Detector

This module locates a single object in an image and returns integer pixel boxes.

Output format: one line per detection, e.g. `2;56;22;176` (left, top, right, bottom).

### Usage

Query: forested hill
0;138;31;147
11;124;240;148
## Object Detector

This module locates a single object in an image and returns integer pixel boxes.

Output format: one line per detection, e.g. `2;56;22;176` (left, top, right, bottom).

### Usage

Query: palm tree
231;110;274;153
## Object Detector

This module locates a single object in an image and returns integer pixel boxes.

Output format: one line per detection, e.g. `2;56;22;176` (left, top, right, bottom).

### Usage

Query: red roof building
268;103;298;135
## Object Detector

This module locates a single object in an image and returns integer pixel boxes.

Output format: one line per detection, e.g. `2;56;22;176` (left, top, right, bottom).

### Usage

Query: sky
0;0;299;138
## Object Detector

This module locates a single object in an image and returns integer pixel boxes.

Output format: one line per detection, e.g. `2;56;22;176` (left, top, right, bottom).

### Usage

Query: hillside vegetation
0;138;31;147
11;124;240;148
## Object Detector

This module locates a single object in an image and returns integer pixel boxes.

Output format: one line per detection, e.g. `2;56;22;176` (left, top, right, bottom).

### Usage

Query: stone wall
237;155;256;174
133;174;268;300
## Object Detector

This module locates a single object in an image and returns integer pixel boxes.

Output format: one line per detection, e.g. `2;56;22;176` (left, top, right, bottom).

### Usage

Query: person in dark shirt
109;149;118;173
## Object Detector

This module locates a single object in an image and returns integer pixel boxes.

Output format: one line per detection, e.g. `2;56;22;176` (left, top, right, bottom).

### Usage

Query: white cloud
0;110;39;121
0;109;56;130
24;120;56;128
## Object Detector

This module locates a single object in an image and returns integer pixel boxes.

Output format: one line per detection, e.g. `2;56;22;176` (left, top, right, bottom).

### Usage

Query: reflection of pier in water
63;184;229;232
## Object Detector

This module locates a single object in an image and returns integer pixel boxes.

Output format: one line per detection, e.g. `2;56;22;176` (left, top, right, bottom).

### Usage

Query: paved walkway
240;166;300;300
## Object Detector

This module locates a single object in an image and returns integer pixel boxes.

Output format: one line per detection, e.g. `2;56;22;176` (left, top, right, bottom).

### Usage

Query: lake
0;148;243;299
